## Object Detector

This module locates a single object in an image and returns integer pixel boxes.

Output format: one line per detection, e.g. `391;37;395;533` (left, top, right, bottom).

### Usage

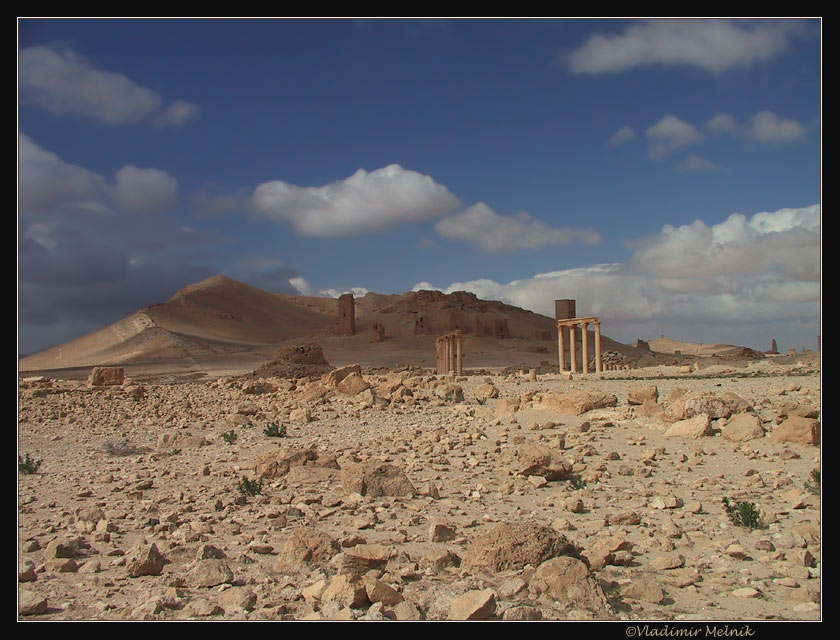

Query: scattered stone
770;417;820;445
448;589;496;621
664;414;711;439
19;590;48;615
125;543;165;578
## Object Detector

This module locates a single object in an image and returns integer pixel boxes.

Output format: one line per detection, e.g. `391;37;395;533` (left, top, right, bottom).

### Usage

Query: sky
18;18;821;356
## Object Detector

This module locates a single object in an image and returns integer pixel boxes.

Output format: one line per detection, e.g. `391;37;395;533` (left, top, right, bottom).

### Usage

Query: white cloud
154;99;201;128
566;19;808;74
112;165;179;214
415;205;820;347
706;113;737;134
289;277;312;296
251;164;461;236
319;287;371;298
435;202;601;253
744;110;807;143
19;46;199;127
646;115;704;159
20;46;162;124
19;133;106;213
682;154;728;173
609;126;636;145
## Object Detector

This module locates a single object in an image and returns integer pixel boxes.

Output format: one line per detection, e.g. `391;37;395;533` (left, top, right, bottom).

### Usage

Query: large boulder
663;414;711;439
627;386;658;405
534;391;618;415
326;364;362;387
125;543;165;578
770;417;820;445
463;522;578;573
511;442;571;481
340;461;416;497
663;391;751;423
337;372;370;397
529;556;611;616
273;528;340;573
721;414;766;442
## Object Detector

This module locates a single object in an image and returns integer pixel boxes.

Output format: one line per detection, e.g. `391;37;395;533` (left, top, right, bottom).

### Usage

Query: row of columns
557;316;602;373
436;330;463;376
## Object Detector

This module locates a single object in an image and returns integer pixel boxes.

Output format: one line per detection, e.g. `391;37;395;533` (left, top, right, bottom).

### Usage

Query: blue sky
18;18;821;355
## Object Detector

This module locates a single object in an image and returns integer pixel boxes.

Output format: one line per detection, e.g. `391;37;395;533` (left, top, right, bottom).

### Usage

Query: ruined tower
338;294;355;336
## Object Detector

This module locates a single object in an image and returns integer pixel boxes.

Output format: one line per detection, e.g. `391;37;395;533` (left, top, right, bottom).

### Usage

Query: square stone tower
339;294;355;336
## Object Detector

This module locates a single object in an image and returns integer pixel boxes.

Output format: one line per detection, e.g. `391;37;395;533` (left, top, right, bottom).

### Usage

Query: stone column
455;330;463;376
569;324;577;373
581;322;589;374
594;321;602;373
448;334;456;374
557;323;566;372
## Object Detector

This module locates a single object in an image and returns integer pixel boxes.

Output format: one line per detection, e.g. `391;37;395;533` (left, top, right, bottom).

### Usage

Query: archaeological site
18;276;821;621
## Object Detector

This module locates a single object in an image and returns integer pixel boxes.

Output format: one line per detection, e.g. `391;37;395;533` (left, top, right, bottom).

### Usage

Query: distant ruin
555;299;602;373
435;330;463;376
371;323;385;342
338;294;355;336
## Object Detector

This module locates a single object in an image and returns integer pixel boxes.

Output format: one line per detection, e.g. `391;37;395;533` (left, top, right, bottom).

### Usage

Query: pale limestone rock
125;543;165;578
448;589;496;621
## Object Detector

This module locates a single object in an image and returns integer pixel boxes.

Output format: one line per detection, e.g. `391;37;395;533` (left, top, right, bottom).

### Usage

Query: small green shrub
18;454;41;474
722;497;764;530
221;430;238;444
568;475;587;490
805;468;820;495
238;476;263;496
263;422;287;438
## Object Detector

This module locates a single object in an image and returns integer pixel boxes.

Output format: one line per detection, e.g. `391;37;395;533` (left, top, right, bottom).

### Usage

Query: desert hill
19;275;754;378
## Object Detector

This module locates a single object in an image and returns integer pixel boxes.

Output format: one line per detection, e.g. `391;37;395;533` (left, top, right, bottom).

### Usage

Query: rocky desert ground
18;351;821;621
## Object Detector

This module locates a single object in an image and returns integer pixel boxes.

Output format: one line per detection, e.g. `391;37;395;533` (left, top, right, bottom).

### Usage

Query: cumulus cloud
112;165;179;214
251;164;461;236
19;46;198;127
435;203;601;253
744;110;807;143
609;126;636;145
154;99;201;127
646;115;704;159
289;277;312;296
566;19;808;74
706;113;737;134
414;205;820;348
19;133;106;213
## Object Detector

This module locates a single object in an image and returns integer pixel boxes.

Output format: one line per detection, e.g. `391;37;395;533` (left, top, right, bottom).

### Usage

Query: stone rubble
18;361;820;620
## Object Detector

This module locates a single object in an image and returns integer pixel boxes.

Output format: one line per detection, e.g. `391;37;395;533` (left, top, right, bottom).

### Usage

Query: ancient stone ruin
555;299;603;373
338;294;355;336
370;323;385;342
435;330;464;376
